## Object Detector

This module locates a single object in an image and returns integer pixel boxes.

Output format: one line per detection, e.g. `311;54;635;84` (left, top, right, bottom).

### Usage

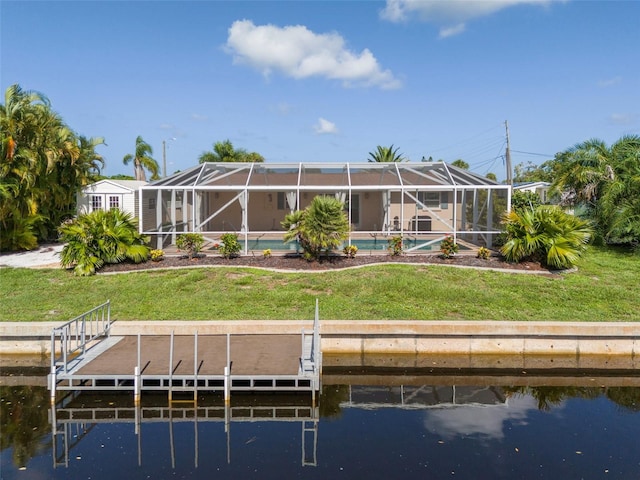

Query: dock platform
48;301;322;402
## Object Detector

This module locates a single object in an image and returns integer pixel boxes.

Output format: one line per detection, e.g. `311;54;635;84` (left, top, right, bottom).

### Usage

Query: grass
1;246;639;322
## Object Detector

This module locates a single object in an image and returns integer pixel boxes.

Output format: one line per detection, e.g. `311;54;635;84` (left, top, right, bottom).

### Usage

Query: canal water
2;370;640;479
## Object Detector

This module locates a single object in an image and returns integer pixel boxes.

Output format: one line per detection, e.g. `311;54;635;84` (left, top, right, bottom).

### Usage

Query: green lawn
1;246;638;322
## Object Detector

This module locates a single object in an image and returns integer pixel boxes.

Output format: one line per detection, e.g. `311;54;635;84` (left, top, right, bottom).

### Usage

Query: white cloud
439;23;466;38
225;20;401;89
598;76;622;88
381;0;565;38
191;113;209;121
609;113;636;125
314;117;338;135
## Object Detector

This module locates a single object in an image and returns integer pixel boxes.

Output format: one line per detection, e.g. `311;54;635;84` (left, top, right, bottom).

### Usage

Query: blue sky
2;0;638;180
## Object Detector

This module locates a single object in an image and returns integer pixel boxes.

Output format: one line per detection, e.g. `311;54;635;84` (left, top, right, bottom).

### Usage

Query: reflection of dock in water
50;393;319;469
341;385;507;410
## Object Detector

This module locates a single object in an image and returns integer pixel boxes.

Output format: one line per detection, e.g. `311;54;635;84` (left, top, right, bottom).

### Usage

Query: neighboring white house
77;180;147;217
513;181;552;203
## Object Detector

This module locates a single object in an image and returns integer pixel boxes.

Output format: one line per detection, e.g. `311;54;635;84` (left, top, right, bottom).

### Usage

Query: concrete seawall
2;321;639;371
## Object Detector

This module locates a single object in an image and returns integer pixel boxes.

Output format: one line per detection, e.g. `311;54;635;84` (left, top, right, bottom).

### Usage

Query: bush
219;232;241;258
263;248;272;258
388;235;404;256
477;246;491;260
440;235;459;259
282;195;350;261
343;244;358;258
501;205;592;269
150;249;164;261
176;233;205;260
58;209;150;276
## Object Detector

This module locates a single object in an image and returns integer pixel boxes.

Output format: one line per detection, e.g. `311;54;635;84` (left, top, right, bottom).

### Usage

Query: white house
513;181;552;203
77;179;147;217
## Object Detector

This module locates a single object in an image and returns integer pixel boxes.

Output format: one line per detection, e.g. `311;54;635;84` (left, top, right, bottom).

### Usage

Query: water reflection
3;374;640;478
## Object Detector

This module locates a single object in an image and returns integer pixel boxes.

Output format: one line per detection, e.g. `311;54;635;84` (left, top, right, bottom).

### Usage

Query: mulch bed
99;253;551;274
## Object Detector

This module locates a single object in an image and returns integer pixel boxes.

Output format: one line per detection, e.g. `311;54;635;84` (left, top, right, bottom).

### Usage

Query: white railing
50;301;111;373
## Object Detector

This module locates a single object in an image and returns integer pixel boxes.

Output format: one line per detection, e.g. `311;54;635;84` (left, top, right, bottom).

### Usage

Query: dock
48;301;322;404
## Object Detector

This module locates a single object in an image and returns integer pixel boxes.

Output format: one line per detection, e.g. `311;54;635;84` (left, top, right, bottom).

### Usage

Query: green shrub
58;209;149;276
501;205;592;269
388;235;404;256
440;235;459;259
176;233;205;260
219;232;241;258
263;248;272;258
282;195;350;261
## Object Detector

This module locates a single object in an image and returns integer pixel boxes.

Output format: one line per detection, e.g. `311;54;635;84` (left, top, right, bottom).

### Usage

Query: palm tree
199;139;264;163
500;205;592;269
123;136;159;181
59;209;150;276
282;195;350;261
367;144;405;163
552;135;640;245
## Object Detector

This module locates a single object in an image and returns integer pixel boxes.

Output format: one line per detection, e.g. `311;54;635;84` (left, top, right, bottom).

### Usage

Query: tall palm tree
123;136;159;181
367;145;405;163
199;139;264;163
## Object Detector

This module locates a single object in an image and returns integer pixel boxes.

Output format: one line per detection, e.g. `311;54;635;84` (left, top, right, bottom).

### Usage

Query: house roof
83;179;147;192
513;181;551;190
144;162;504;190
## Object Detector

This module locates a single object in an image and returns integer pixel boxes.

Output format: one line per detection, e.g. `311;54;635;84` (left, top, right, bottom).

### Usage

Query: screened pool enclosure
139;162;511;254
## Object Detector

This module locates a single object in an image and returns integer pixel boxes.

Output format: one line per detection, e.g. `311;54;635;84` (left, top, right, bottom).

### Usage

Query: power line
511;149;554;158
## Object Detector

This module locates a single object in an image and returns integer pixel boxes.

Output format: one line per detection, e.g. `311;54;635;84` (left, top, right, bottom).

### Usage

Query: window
149;198;156;209
418;191;440;209
109;196;120;210
417;191;448;209
91;195;102;211
277;192;286;210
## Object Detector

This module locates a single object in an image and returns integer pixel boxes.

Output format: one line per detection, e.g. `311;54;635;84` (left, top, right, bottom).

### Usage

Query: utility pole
504;120;513;186
162;137;176;178
162;140;166;178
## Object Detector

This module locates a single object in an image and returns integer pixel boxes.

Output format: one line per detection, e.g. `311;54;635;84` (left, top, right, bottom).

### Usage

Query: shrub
282;195;350;261
343;244;358;258
440;235;459;259
150;249;164;261
477;246;491;260
388;235;404;256
58;209;150;276
176;233;205;260
219;232;241;258
500;205;592;269
263;248;272;258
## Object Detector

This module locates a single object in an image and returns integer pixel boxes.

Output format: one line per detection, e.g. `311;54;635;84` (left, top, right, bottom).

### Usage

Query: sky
2;0;638;181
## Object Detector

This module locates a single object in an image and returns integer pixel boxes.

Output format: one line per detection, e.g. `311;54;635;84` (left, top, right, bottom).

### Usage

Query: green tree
198;139;264;163
451;159;469;170
511;190;542;213
500;205;592;269
513;160;556;183
282;195;350;261
0;84;104;251
551;135;640;246
123;135;159;181
59;209;150;276
368;144;405;163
